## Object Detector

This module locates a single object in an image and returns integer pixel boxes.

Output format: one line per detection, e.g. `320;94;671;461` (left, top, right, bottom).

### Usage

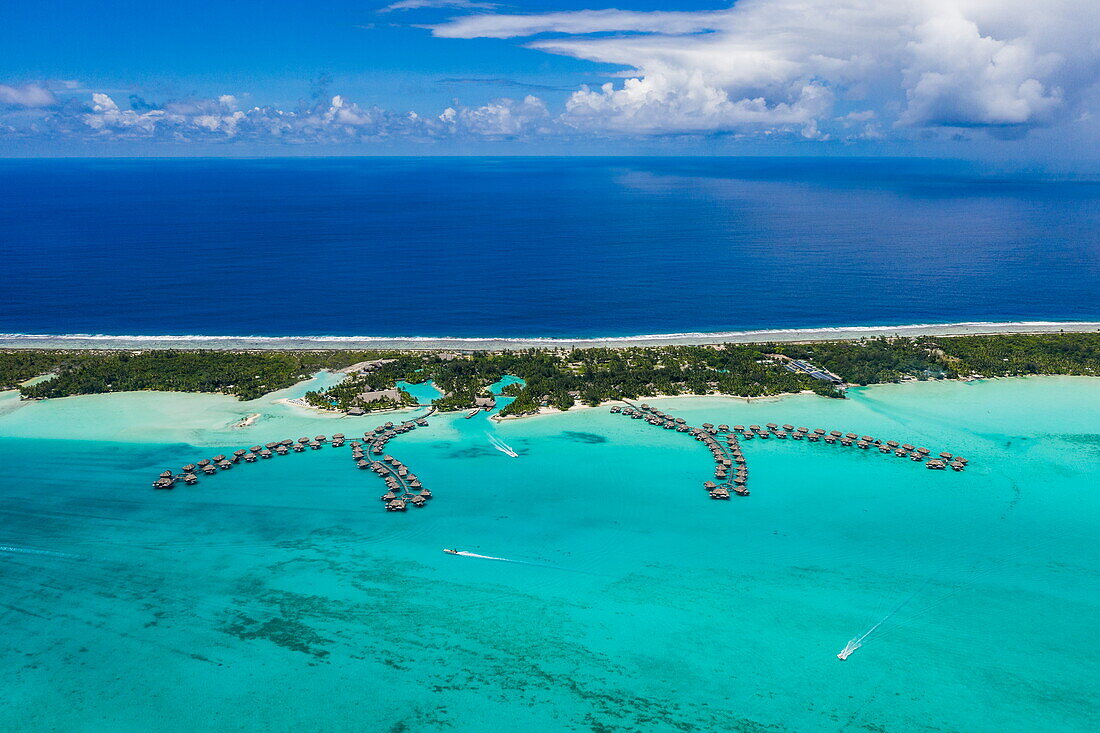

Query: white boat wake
448;550;514;562
838;581;929;660
0;544;82;560
487;433;519;457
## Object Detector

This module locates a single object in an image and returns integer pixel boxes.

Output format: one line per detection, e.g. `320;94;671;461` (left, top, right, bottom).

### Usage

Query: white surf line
0;545;82;560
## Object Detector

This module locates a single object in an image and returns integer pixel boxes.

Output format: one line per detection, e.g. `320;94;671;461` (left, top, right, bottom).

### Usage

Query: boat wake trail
451;550;515;562
444;549;609;577
487;434;519;457
838;580;930;660
0;544;82;560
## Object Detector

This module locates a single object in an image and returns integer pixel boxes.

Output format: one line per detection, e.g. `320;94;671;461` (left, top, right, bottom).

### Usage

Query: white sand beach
2;321;1097;352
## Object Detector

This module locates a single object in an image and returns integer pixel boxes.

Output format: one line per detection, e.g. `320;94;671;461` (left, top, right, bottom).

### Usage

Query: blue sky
2;0;1097;161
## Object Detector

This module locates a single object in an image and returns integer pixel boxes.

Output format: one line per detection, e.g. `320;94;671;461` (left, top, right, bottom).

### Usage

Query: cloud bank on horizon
1;0;1096;150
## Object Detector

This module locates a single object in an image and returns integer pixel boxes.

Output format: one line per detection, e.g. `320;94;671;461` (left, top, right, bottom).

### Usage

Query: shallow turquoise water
0;378;1097;731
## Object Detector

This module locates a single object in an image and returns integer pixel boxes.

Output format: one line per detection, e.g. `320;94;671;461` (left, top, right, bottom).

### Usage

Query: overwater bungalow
411;495;427;507
910;452;923;461
381;491;397;501
159;470;173;479
182;463;196;472
845;432;858;440
276;445;288;455
782;424;794;431
386;499;407;512
926;460;946;470
917;447;930;455
718;424;730;432
293;443;306;452
153;478;173;489
792;431;804;440
807;433;820;442
766;423;778;431
887;440;900;448
950;461;966;471
857;441;869;449
824;435;837;444
260;449;272;459
218;460;232;470
233;449;246;461
955;457;968;464
298;437;310;444
797;427;809;433
733;425;746;433
749;424;761;432
244;452;257;462
733;486;750;496
862;436;875;443
776;431;788;439
703;481;717;490
212;454;226;463
939;451;953;460
309;440;321;449
895;449;908;457
356;460;369;469
878;444;892;453
814;428;826;436
265;442;278;450
183;473;198;485
609;406;622;413
201;465;217;475
710;488;731;500
419;489;432;498
902;443;915;452
829;430;842;438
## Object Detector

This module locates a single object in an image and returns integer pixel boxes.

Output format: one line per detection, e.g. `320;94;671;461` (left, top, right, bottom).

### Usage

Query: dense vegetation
771;333;1100;385
312;345;839;417
6;333;1099;413
0;351;70;389
11;350;383;400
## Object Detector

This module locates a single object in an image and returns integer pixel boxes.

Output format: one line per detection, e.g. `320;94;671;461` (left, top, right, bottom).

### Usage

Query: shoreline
1;320;1098;351
492;390;816;421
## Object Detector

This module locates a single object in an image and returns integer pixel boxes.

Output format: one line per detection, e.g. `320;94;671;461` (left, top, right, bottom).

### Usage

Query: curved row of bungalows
615;404;751;499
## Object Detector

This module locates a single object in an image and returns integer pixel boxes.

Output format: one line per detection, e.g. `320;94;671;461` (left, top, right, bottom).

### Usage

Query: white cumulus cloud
0;82;57;108
430;0;1099;137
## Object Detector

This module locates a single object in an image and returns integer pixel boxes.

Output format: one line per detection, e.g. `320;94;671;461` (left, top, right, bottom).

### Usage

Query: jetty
150;415;434;513
613;402;969;505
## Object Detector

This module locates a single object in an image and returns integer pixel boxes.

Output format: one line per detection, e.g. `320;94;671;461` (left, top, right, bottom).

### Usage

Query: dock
612;401;969;505
151;416;434;512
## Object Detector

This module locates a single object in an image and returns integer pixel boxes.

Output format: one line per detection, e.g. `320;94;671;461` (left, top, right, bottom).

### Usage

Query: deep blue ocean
1;157;1097;337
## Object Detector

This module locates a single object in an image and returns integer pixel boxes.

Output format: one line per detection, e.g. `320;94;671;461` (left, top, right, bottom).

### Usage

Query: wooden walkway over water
152;416;433;512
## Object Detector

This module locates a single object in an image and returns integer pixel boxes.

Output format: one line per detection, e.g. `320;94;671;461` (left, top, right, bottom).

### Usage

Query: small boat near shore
465;409;480;419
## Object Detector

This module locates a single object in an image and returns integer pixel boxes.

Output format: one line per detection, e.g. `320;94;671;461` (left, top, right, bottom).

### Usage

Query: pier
613;401;969;505
151;415;434;512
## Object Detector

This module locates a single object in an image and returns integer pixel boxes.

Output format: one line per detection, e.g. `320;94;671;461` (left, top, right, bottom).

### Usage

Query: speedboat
443;548;460;555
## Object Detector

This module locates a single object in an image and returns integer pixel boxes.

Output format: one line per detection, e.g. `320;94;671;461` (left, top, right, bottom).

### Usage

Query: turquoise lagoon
0;376;1097;732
